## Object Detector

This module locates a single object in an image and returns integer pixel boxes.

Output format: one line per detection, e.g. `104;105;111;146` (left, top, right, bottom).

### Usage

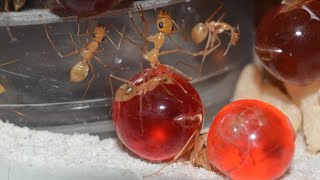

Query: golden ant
189;1;240;71
112;5;185;68
0;59;19;94
44;23;125;99
114;3;239;73
109;63;201;133
158;1;240;72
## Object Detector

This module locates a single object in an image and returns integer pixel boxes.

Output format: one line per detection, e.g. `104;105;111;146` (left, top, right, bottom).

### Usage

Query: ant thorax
115;67;176;102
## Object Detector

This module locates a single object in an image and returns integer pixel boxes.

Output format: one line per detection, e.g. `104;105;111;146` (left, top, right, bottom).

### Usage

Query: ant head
115;83;137;102
93;23;106;42
159;73;175;84
157;9;174;34
191;23;208;44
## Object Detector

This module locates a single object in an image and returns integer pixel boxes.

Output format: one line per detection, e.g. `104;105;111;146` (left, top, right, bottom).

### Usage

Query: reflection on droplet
114;56;122;64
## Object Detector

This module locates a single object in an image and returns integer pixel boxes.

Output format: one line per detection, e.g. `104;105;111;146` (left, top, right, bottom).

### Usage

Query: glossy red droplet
255;1;320;85
207;99;295;180
113;65;204;162
57;0;119;17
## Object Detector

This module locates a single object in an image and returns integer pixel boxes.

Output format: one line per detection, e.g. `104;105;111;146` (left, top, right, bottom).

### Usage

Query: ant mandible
44;23;124;98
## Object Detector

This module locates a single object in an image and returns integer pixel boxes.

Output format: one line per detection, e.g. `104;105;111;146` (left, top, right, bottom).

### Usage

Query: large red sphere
207;99;295;180
112;65;203;162
255;1;320;85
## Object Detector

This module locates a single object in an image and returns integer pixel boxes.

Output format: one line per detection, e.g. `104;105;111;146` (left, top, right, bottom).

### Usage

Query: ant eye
162;78;168;82
159;22;164;29
126;86;132;94
93;33;97;38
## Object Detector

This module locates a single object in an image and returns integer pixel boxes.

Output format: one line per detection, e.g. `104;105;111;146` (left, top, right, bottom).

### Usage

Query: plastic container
0;0;253;138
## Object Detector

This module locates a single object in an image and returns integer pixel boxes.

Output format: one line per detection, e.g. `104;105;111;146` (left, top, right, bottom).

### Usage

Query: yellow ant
109;65;189;132
112;6;185;68
0;59;19;94
44;23;125;98
190;2;240;71
154;2;240;72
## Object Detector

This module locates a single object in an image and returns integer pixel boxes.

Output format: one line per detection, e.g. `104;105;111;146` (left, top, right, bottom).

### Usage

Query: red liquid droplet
57;0;119;17
207;99;295;180
255;1;320;85
113;65;204;162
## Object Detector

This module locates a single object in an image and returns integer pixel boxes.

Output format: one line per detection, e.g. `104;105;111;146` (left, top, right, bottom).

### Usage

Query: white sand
0;121;318;180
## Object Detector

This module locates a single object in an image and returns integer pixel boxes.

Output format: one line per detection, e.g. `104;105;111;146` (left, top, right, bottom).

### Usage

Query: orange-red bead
207;99;295;180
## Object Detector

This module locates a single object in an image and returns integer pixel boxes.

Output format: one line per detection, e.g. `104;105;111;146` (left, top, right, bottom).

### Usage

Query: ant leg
0;107;25;117
4;0;18;43
163;62;194;81
143;131;197;177
189;131;202;164
129;11;143;37
109;74;133;84
168;35;183;51
0;59;19;68
205;1;224;23
44;24;79;58
159;83;183;104
171;20;187;40
4;0;9;12
55;0;65;9
199;32;213;72
82;63;95;99
77;18;91;38
93;56;110;68
110;24;144;52
105;24;126;51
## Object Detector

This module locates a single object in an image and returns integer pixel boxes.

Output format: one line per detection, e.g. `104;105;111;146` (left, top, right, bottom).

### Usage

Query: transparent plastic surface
0;0;253;138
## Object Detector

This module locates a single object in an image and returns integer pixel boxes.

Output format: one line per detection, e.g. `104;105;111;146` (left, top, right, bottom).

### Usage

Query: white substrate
0;121;318;180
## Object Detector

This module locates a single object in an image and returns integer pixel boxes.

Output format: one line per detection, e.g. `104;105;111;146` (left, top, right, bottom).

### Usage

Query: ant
189;2;240;71
157;2;240;72
109;64;195;133
44;23;125;98
112;6;185;68
0;59;19;94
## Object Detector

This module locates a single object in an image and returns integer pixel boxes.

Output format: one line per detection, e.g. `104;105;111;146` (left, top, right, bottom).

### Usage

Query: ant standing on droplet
110;6;206;174
44;23;125;99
